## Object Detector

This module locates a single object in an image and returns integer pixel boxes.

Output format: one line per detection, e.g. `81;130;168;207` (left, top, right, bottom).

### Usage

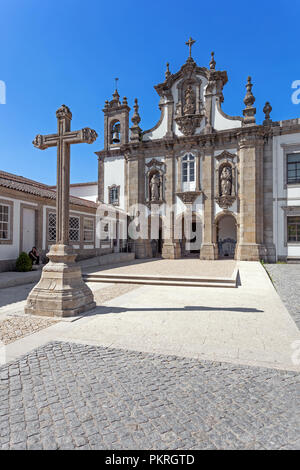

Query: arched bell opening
110;120;121;144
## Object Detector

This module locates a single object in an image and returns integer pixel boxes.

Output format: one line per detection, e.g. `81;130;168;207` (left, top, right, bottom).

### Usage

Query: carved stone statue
150;174;160;201
183;86;195;115
220;166;232;196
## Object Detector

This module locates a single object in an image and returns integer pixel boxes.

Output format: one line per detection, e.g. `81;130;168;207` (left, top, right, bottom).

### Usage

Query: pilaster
200;141;218;259
235;132;267;260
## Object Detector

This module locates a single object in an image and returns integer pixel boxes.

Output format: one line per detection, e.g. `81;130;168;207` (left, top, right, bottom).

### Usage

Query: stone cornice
96;122;300;158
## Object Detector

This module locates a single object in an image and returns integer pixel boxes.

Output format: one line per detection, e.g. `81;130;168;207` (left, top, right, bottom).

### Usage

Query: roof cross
186;37;196;58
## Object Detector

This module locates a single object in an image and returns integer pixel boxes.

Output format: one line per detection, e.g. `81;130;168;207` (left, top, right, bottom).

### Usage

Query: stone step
83;272;237;288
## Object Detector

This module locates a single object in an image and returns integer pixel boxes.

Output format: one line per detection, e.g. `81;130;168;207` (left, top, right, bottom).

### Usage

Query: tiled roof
0;170;97;209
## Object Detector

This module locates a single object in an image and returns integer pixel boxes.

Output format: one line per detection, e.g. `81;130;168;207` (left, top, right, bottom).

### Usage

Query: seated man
28;247;39;265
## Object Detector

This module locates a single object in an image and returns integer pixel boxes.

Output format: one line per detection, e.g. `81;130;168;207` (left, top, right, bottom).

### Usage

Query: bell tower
103;80;130;150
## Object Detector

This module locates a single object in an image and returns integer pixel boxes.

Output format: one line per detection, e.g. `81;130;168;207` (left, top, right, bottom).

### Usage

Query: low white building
0;171;123;272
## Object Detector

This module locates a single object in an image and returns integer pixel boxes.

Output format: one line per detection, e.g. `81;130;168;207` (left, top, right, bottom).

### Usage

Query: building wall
103;155;125;209
273;132;300;260
0;188;109;271
69;184;98;202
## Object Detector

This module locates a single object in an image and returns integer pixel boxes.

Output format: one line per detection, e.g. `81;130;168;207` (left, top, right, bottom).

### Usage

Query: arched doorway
176;212;202;257
216;214;237;259
148;214;163;258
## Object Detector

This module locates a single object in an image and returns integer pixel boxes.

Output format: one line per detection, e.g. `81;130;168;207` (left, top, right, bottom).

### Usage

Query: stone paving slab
265;264;300;329
85;258;236;279
0;341;299;450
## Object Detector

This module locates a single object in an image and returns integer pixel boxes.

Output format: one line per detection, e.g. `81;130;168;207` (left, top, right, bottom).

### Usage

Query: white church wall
142;102;168;141
212;97;242;131
273;133;300;259
104;155;125;209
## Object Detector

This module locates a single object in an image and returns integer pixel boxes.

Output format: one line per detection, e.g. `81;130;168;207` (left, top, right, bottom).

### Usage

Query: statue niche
183;85;196;115
215;163;236;209
175;81;203;136
220;166;232;196
149;172;161;202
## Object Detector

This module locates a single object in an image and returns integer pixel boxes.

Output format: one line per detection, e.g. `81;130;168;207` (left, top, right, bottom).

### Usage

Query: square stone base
161;241;181;259
200;243;218;260
134;240;152;259
25;244;96;318
235;243;267;261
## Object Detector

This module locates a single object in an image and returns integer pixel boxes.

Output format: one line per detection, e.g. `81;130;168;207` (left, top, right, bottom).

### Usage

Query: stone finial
209;51;216;70
130;98;142;141
263;101;272;125
132;98;141;126
112;89;120;104
243;76;256;125
122;96;128;106
56;104;72;120
165;62;171;80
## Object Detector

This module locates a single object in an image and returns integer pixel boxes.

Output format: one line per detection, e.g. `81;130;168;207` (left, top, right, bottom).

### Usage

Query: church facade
96;42;300;262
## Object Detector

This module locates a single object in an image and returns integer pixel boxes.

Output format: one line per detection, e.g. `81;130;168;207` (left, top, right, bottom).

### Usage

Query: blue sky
0;0;299;185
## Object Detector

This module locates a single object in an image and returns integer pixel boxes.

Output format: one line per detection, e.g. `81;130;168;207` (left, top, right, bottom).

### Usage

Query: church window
287;153;300;184
109;185;119;205
182;153;195;183
0;204;10;240
83;217;94;242
287;216;300;242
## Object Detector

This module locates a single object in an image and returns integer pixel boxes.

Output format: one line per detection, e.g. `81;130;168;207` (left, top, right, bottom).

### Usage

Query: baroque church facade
96;41;300;262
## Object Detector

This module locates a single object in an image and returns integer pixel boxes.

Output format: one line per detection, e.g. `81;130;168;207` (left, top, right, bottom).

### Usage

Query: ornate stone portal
25;105;98;317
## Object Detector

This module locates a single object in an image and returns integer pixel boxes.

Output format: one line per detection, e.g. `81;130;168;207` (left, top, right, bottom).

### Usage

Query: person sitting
28;247;39;265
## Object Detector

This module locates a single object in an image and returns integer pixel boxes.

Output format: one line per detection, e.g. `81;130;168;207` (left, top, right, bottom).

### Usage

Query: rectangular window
69;216;80;242
109;186;119;205
287;216;300;242
182;162;188;182
190;161;195;182
48;212;56;241
287;153;300;184
48;213;80;242
83;217;94;242
0;204;9;240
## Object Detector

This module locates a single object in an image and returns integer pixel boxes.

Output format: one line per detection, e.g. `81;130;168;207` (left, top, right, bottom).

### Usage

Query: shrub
16;252;32;272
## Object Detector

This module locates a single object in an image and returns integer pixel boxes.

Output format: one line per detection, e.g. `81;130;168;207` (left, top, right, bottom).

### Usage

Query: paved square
0;341;299;450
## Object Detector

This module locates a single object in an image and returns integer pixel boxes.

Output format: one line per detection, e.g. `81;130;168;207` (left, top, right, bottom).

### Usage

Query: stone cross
33;105;97;245
185;37;196;58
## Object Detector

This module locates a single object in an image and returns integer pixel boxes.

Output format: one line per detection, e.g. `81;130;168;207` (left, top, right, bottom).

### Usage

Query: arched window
182;153;195;183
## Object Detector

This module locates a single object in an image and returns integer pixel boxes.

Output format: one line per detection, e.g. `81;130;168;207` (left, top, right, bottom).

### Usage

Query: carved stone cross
33;104;97;245
25;105;98;318
185;37;196;58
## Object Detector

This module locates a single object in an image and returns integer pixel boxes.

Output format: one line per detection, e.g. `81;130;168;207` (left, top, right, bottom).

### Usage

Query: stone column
128;151;151;258
200;141;218;259
263;133;276;262
98;155;105;202
162;149;181;259
235;132;267;260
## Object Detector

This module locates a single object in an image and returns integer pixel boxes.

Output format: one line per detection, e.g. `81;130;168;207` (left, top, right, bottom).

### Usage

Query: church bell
112;130;120;143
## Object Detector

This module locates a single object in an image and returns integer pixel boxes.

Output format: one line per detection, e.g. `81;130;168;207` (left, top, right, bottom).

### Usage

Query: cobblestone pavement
0;316;58;345
0;341;299;450
265;264;300;328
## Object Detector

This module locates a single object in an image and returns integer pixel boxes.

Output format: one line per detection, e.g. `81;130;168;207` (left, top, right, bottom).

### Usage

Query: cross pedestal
25;105;98;317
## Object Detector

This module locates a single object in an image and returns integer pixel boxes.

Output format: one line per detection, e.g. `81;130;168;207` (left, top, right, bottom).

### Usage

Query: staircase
83;269;238;288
